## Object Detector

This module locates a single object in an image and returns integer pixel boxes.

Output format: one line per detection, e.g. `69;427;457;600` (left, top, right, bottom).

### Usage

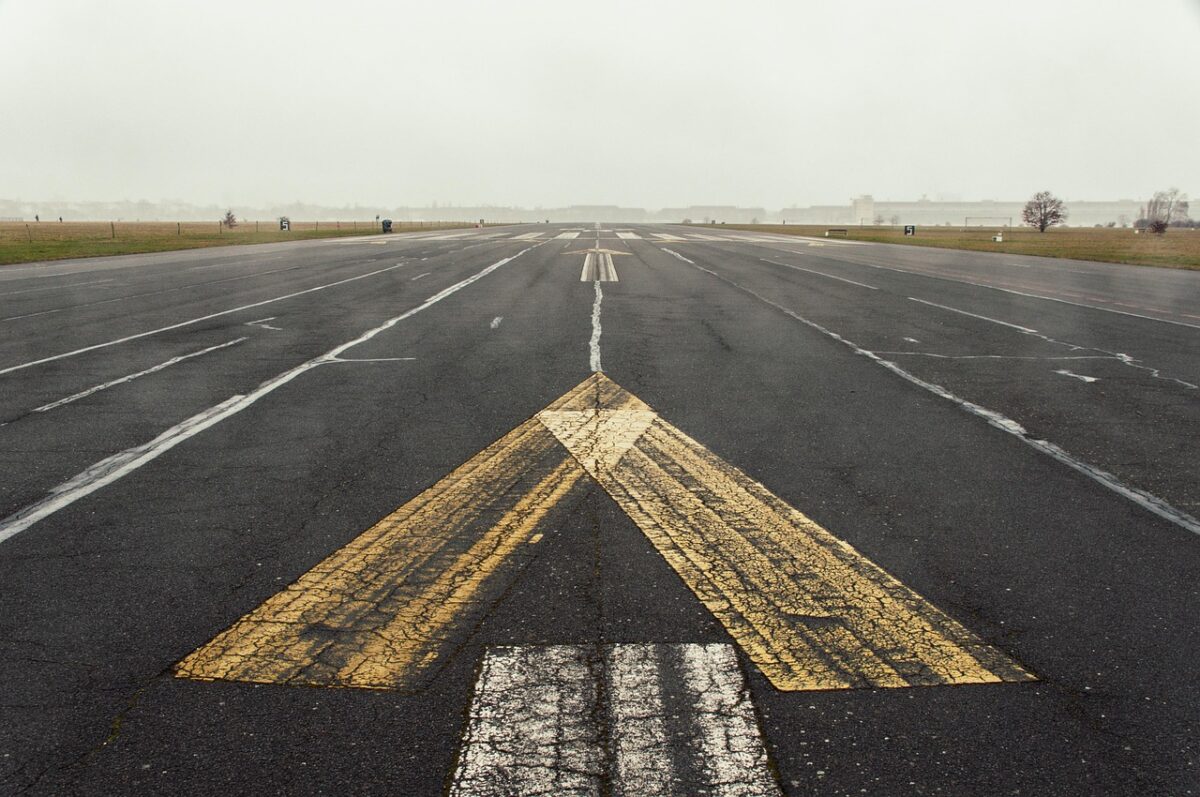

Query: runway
2;224;1198;795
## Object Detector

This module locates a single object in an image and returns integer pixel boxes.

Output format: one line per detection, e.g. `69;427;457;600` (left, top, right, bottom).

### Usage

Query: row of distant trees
1023;188;1190;233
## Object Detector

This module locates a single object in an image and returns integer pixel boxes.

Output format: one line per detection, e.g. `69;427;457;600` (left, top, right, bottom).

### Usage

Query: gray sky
3;0;1198;208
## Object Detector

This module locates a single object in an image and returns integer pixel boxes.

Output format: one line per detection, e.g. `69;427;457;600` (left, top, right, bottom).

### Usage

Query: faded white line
795;249;1200;331
451;644;778;796
186;254;287;271
912;297;1198;389
0;263;406;377
666;246;1200;537
910;297;1037;333
590;280;603;372
1056;370;1099;383
0;265;306;323
451;646;600;796
0;278;117;298
489;316;503;329
607;645;673;796
32;338;248;413
762;258;877;290
679;644;781;796
0;245;540;543
411;272;431;281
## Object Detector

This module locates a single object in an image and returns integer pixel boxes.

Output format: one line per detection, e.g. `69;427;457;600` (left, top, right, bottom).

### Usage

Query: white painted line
0;265;310;324
32;338;248;413
489;316;503;329
813;252;1200;331
601;253;619;282
1;308;64;322
653;233;687;241
0;263;407;377
555;231;580;239
450;646;601;796
607;645;673;796
411;272;431;281
186;254;287;271
616;231;641;239
581;252;596;281
0;245;542;543
669;246;1200;537
762;258;877;290
909;297;1038;333
244;316;282;331
512;232;543;240
1056;370;1099;383
590;280;603;372
0;278;117;297
451;644;779;796
678;644;781;796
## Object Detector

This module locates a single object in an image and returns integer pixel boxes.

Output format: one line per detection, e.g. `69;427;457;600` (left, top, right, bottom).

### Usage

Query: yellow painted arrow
176;374;1032;692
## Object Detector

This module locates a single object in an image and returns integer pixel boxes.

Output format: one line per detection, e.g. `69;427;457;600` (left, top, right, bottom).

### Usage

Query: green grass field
0;220;478;266
705;224;1200;270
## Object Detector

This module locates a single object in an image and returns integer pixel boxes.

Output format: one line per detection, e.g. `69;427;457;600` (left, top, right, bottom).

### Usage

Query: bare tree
1022;191;1068;232
1142;188;1189;234
222;210;238;228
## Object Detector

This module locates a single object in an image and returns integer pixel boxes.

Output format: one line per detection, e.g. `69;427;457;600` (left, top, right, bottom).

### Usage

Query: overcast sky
3;0;1198;209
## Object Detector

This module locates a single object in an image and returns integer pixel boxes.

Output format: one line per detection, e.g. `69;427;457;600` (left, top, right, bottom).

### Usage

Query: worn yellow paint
538;374;1033;691
178;372;1031;693
176;418;585;690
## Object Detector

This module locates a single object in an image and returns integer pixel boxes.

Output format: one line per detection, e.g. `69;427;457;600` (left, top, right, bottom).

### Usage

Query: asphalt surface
1;224;1198;795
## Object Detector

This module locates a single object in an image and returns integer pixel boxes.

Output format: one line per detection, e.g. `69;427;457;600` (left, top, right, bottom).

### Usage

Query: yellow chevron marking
177;373;1031;692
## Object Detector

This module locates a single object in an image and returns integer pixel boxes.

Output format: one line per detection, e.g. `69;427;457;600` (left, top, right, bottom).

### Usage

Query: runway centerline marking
176;373;1031;692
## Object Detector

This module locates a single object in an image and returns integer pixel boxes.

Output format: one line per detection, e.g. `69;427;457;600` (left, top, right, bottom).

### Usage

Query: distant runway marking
555;231;580;239
1055;370;1099;383
685;234;729;241
411;272;431;281
762;258;878;290
580;251;619;282
0;265;308;323
615;231;641;239
0;262;406;377
910;297;1037;333
512;232;544;240
490;316;503;329
174;372;1029;692
0;246;544;543
450;643;780;796
0;307;64;322
653;233;687;241
32;338;248;414
244;316;281;331
0;278;117;297
187;255;288;271
803;251;1200;331
668;247;1200;538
